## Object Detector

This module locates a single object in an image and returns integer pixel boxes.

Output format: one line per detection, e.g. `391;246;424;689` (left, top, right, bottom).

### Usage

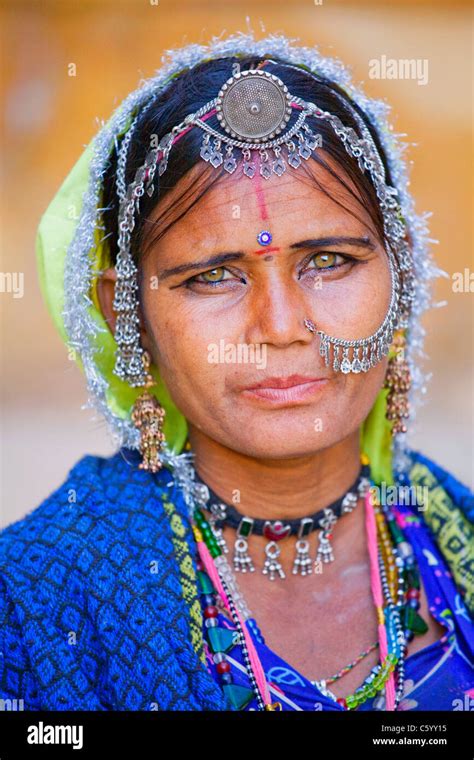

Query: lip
243;374;326;390
240;375;328;406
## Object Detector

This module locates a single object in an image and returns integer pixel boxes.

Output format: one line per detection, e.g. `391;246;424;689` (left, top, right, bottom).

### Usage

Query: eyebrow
157;236;376;280
290;236;376;251
158;252;246;280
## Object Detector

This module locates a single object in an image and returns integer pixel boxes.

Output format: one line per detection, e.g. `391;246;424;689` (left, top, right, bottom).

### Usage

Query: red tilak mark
253;246;280;256
252;170;269;221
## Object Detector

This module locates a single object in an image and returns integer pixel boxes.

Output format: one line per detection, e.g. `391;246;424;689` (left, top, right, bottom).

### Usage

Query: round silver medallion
216;70;292;143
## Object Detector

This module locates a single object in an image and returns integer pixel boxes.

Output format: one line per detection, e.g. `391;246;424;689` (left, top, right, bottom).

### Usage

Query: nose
244;274;314;349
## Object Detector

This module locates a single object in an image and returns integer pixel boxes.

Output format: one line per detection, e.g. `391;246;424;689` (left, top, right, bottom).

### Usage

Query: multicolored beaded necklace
186;454;429;711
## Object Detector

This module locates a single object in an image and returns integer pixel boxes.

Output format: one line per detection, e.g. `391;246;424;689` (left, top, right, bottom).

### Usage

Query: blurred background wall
1;0;473;528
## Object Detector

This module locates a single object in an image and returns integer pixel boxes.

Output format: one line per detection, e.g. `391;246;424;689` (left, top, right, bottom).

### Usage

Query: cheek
314;257;391;337
309;359;387;445
335;358;388;414
142;300;230;395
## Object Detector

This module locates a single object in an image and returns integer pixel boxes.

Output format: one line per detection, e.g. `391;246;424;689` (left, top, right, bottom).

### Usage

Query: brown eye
185;265;245;291
198;267;227;283
312;252;341;269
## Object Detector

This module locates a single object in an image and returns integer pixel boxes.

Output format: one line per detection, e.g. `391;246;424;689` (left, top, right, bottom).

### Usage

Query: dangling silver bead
292;517;314;576
341;491;358;514
233;537;255;573
233;517;255;572
316;532;334;564
292;539;312;576
340;346;352;374
358;477;371;497
263;541;285;580
316;508;338;565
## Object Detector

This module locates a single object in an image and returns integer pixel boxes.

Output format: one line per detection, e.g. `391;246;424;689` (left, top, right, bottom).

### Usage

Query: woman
0;32;473;712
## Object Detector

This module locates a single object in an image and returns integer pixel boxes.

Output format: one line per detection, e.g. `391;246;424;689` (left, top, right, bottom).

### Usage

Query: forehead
149;150;376;250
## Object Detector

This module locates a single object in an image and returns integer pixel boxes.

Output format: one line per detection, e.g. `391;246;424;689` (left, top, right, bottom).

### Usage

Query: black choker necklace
192;464;371;581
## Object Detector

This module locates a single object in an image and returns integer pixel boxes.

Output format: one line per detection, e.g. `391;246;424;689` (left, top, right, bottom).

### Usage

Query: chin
221;423;342;460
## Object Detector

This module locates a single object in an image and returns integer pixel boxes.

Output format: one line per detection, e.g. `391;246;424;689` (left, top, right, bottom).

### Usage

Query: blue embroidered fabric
0;446;472;710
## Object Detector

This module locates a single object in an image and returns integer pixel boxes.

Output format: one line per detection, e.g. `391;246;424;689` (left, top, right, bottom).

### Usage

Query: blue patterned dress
0;446;472;710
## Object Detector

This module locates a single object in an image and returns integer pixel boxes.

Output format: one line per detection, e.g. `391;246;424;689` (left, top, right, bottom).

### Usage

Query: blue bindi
257;230;272;246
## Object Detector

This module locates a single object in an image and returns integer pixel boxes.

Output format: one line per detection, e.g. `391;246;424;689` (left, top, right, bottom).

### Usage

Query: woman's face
106;155;391;459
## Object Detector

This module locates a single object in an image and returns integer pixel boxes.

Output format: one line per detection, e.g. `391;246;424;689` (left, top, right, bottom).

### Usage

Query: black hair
101;55;394;269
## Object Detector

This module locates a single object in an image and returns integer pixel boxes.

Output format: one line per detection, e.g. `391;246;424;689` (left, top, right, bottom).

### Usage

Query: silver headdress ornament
61;31;444;478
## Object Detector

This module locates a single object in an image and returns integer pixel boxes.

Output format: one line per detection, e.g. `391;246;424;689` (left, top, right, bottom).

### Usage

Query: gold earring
384;330;411;434
131;350;166;472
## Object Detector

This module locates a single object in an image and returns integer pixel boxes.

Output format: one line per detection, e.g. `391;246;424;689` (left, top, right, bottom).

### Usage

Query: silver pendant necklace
192;465;371;581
